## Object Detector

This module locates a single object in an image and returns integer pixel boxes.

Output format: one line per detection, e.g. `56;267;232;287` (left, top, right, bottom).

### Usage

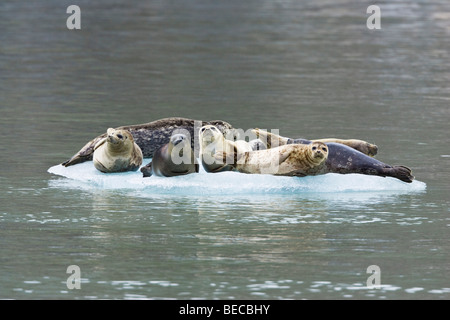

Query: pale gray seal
93;128;143;173
199;125;253;173
216;141;329;176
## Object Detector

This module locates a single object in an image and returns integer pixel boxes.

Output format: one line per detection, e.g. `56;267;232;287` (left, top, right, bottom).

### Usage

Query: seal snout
200;125;219;142
171;134;186;146
311;144;328;159
106;128;121;144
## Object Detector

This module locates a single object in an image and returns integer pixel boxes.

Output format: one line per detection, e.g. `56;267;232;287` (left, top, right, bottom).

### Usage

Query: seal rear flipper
140;162;153;177
62;153;94;167
312;138;378;157
290;171;307;177
251;128;289;149
387;165;414;183
62;136;105;167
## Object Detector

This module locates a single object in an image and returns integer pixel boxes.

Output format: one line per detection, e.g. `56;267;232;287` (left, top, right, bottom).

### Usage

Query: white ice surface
47;159;426;195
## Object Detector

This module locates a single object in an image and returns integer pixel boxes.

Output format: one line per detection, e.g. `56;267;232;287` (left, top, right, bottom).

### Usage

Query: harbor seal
62;117;234;167
252;128;378;156
321;142;414;182
217;133;414;182
61;117;412;182
93;128;143;173
215;141;329;176
199;125;254;173
141;133;198;177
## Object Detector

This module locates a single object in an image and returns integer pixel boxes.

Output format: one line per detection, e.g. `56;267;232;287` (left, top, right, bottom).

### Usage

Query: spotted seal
93;128;143;173
241;129;413;183
140;133;198;177
215;141;329;176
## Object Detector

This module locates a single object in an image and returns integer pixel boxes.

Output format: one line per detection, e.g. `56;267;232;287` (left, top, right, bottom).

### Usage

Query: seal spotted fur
235;129;413;183
93;128;143;173
216;141;329;176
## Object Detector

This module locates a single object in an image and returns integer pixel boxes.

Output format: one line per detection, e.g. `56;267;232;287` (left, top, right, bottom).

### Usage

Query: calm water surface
1;0;449;299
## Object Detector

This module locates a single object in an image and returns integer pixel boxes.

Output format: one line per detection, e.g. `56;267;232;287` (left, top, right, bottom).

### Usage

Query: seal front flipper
94;137;107;151
212;151;237;171
141;162;153;177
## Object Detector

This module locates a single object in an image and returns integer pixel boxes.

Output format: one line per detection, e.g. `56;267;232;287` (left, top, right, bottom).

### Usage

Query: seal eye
117;134;123;139
322;147;327;152
312;146;317;151
201;128;206;133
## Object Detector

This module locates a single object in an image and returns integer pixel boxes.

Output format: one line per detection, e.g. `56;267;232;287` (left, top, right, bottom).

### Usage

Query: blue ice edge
48;159;426;195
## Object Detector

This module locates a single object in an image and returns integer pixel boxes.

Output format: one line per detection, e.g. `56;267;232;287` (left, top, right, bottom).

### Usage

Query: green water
0;0;449;299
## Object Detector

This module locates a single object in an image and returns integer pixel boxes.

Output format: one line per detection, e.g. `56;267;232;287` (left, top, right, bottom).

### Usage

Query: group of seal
61;117;414;183
221;129;413;183
62;117;233;167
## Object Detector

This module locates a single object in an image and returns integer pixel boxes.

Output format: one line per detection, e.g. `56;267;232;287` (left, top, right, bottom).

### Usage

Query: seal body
250;129;413;182
199;125;253;173
141;133;199;177
216;142;329;176
93;128;143;173
62;117;234;167
319;142;414;183
252;128;378;156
